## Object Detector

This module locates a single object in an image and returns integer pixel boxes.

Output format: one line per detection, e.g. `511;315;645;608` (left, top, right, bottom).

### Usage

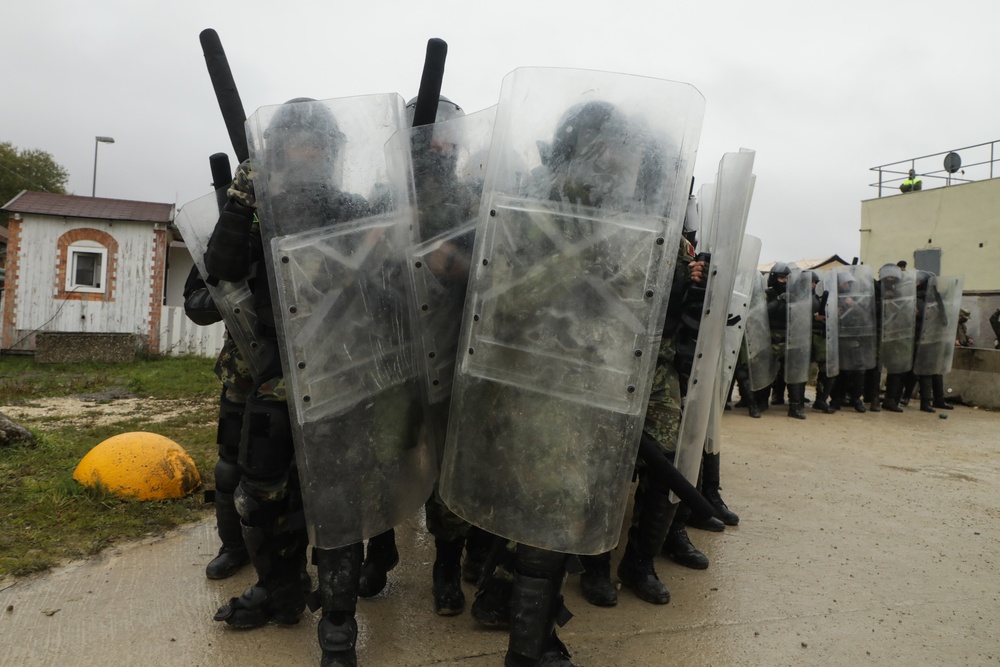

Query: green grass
0;355;220;578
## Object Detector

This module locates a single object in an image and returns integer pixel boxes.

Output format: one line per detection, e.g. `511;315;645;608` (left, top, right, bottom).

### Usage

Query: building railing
870;139;1000;197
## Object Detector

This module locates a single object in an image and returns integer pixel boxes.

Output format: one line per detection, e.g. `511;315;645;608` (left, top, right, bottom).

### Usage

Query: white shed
1;191;176;355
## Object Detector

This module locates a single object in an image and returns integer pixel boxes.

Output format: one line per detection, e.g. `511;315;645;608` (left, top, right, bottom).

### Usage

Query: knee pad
239;395;294;480
218;391;246;462
214;457;242;495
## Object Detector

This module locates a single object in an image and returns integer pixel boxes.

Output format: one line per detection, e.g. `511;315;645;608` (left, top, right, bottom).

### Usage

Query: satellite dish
943;152;962;174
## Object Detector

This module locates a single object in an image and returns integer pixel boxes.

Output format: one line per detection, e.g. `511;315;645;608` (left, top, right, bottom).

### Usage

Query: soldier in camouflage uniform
182;267;252;579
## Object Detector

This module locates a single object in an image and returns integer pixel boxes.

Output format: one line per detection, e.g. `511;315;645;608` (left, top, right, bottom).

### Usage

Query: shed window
66;243;108;293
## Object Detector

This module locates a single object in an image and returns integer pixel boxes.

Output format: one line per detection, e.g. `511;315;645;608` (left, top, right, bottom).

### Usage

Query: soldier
438;69;706;666
764;262;810;418
210;96;426;667
829;268;877;412
874;264;916;413
181;266;251;579
808;271;837;413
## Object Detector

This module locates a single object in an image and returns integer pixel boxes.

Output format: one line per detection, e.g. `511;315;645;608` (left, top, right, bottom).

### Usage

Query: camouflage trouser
811;331;827;368
642;361;682;456
214;333;255;403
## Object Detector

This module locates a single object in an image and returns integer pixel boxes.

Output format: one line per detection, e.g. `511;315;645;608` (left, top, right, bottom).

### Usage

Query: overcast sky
5;0;998;264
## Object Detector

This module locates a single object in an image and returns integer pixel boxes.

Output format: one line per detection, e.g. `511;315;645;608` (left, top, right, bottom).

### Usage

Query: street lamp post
92;136;115;197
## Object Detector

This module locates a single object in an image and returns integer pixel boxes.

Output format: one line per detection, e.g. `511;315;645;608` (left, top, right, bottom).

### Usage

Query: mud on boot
318;614;358;667
505;633;576;667
616;543;669;605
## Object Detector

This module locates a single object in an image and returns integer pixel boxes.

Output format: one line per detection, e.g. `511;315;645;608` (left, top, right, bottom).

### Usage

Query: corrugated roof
1;191;174;223
758;255;852;273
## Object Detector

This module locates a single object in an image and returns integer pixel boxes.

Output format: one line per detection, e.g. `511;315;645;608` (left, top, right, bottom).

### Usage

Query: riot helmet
545;100;646;208
879;263;902;283
405;95;464;127
768;261;791;292
263;97;346;182
915;269;934;294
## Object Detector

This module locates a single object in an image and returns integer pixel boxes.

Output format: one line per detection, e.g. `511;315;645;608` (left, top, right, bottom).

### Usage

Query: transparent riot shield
672;150;756;499
173;190;269;380
784;269;813;384
385;106;498;463
836;265;876;372
820;270;840;378
913;275;966;376
246;94;435;549
705;234;761;457
745;271;777;391
439;67;705;555
879;267;917;374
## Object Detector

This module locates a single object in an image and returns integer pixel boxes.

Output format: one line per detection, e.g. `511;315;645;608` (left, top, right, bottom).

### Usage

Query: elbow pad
184;289;223;326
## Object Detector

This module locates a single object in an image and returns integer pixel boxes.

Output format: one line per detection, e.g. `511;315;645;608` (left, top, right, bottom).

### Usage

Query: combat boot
205;485;250;580
505;548;576;667
617;490;674;604
702;452;739;525
812;374;836;413
787;382;806;420
931;375;954;410
433;538;466;615
358;529;398;598
919;375;935;413
770;376;786;405
462;525;492;584
881;374;904;412
578;552;617;607
663;503;709;570
471;574;512;628
314;543;363;667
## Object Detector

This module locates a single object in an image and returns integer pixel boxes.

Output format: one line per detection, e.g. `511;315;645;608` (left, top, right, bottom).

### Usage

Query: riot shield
784;269;813;384
820;270;840;378
878;267;917;374
246;94;435;549
173;190;269;380
836;265;877;372
385;106;498;464
745;270;777;391
439;67;705;555
913;275;965;376
672;149;756;499
705;234;761;457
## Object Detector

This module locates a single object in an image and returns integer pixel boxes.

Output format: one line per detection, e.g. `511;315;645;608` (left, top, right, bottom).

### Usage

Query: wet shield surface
439;68;705;554
878;267;917;374
836;265;876;372
385;106;497;461
784;269;813;384
247;95;435;548
913;275;965;376
174;190;269;379
672;150;756;496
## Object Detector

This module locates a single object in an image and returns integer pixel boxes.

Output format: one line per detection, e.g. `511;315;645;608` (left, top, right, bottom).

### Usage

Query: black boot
315;544;363;667
579;552;617;607
812;373;835;413
932;375;954;409
462;525;492;584
881;374;904;412
663;503;709;570
505;548;575;667
616;489;674;604
787;382;806;420
771;375;786;405
900;372;916;406
357;529;399;598
918;375;935;412
702;452;738;525
471;573;513;628
207;396;250;580
213;504;308;628
433;538;466;615
755;388;771;413
206;485;249;580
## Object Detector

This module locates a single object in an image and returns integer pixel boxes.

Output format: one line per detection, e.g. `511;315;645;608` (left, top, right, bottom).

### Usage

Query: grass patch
0;355;220;579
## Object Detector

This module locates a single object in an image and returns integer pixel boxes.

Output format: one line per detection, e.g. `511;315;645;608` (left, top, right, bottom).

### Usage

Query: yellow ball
73;432;202;500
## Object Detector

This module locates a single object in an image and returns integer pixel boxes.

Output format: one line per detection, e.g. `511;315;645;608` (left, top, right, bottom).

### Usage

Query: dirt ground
1;395;999;666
